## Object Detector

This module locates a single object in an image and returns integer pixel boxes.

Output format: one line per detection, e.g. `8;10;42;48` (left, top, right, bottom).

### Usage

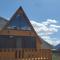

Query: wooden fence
0;48;52;60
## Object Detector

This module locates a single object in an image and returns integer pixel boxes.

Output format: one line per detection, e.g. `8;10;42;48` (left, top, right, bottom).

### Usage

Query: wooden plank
0;30;35;36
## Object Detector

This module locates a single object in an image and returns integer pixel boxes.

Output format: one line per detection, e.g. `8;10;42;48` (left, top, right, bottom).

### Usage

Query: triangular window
7;13;31;30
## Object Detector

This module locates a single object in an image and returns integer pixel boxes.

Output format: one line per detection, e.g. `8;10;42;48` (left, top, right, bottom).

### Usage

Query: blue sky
0;0;60;46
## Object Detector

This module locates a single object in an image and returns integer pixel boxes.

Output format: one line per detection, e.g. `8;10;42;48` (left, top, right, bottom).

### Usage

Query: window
21;36;36;48
7;14;31;30
0;36;36;48
16;36;36;48
0;36;16;48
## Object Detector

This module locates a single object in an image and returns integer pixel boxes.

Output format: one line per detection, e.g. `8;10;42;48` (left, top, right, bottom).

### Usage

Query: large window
0;36;36;48
7;14;31;30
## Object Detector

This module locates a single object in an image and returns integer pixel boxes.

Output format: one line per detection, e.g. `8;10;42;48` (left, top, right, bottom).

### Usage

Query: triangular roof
0;6;42;45
3;7;33;30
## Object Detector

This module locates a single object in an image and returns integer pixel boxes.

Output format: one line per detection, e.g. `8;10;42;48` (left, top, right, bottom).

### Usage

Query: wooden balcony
0;48;52;60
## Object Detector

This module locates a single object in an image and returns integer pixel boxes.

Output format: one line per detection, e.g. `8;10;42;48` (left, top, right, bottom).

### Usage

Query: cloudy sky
0;0;60;46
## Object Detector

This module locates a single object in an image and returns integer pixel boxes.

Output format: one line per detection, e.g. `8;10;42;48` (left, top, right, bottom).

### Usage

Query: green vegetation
52;52;60;60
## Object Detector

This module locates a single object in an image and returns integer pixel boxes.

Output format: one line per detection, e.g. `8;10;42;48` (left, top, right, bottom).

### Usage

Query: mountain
55;44;60;50
0;17;8;30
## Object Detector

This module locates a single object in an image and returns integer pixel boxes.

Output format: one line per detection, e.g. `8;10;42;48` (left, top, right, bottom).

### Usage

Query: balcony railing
0;48;52;60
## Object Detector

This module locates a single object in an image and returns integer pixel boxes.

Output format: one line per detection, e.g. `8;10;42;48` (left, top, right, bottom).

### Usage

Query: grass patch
52;52;60;60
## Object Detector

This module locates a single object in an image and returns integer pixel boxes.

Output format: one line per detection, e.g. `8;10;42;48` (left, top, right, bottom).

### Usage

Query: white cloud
42;19;57;26
50;25;60;28
30;19;60;46
30;19;60;35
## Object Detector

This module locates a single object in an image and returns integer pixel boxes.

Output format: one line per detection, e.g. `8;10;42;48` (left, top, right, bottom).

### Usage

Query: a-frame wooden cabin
0;6;52;60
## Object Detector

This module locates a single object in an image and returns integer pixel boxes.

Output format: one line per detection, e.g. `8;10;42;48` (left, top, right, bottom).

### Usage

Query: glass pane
16;37;22;48
0;36;16;48
7;14;31;30
22;36;36;48
0;36;36;48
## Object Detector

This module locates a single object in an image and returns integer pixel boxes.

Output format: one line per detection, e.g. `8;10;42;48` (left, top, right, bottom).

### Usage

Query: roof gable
4;7;32;30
